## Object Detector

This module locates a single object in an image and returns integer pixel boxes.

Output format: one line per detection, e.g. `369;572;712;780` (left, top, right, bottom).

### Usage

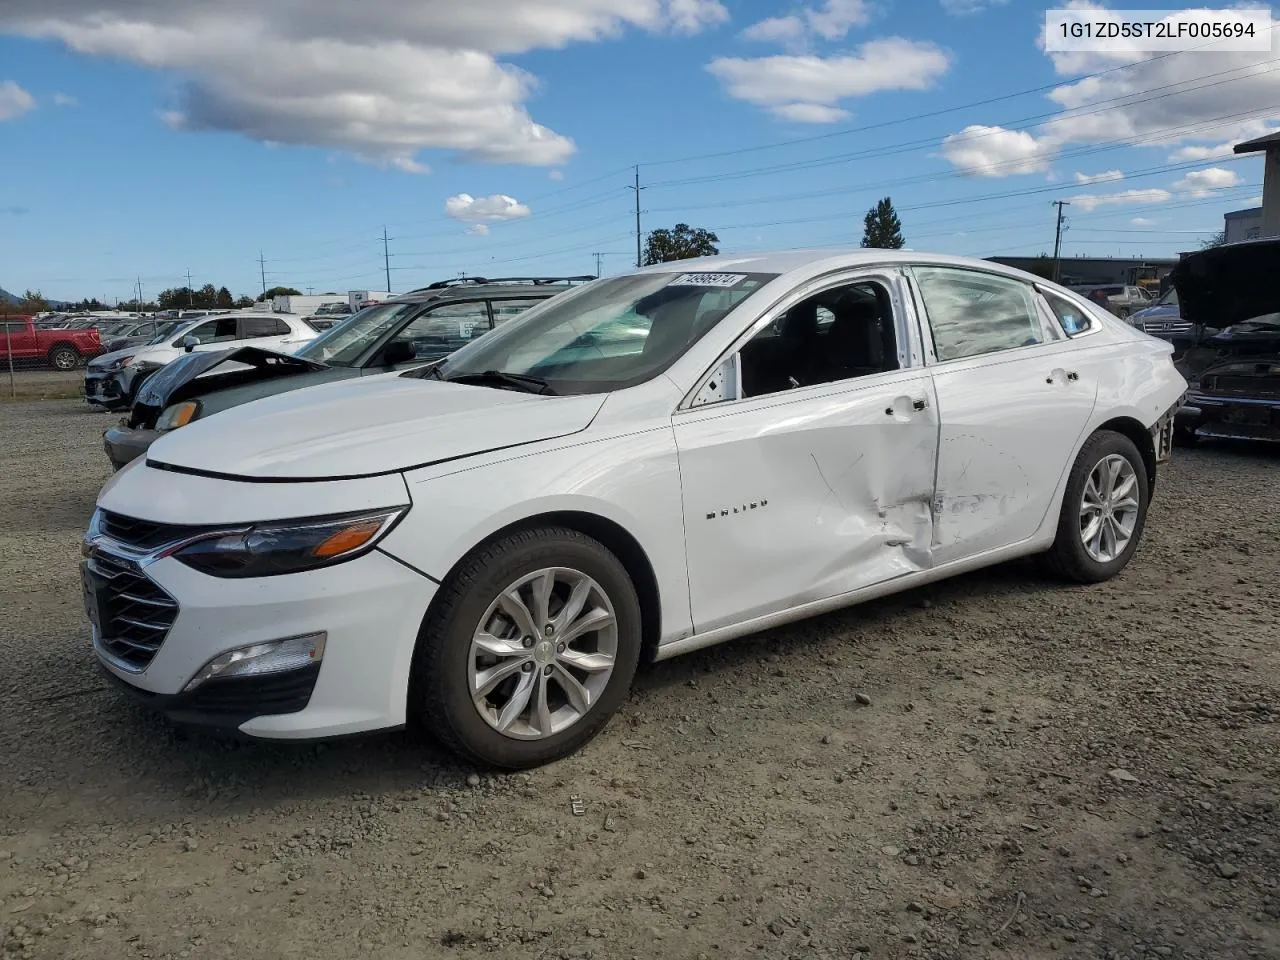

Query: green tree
262;286;303;299
643;223;720;265
1200;228;1227;249
860;197;905;249
216;286;235;308
234;295;255;308
18;289;48;313
157;287;190;310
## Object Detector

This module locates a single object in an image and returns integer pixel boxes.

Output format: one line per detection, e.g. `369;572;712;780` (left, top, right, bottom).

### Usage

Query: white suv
84;313;317;411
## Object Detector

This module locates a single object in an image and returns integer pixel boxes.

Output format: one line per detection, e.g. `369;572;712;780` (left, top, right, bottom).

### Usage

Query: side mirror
181;335;200;352
382;339;416;366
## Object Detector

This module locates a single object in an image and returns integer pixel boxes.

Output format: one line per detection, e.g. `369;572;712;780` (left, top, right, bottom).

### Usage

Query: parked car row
81;253;1185;769
99;275;593;469
84;312;320;411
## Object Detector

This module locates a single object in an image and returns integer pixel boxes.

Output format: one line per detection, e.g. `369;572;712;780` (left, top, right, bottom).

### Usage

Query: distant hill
0;287;18;305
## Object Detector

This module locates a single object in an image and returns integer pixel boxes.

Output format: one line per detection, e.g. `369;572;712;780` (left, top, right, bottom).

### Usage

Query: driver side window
391;301;491;358
737;281;899;399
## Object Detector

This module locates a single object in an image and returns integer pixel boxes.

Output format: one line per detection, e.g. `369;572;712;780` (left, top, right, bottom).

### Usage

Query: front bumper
83;369;132;410
90;547;435;739
103;424;160;471
1177;394;1280;443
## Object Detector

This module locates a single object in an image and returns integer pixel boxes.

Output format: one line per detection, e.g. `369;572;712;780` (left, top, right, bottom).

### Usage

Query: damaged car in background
83;251;1185;769
84;312;318;412
100;276;592;470
1160;238;1280;444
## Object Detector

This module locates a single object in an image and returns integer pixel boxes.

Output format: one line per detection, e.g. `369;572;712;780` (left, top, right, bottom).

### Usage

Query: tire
410;525;642;769
1043;430;1150;583
48;344;80;370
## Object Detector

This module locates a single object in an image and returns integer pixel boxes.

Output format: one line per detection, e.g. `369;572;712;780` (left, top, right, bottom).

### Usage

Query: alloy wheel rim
1079;453;1139;563
54;353;75;369
468;567;618;740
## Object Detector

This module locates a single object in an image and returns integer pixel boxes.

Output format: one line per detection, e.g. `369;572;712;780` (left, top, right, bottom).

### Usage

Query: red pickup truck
0;315;102;369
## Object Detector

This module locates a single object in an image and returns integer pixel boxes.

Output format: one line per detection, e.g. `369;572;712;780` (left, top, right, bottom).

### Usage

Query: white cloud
445;192;532;222
708;38;950;123
0;0;727;168
1168;141;1241;162
1130;217;1157;226
1073;169;1123;184
51;91;77;106
940;124;1051;177
741;0;872;47
0;80;34;120
1172;166;1243;197
1071;188;1171;212
548;169;564;180
465;223;490;236
940;0;1009;14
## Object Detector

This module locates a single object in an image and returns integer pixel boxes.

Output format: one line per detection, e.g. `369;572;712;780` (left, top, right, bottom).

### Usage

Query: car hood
145;374;607;480
1171;239;1280;329
86;345;143;370
134;345;329;410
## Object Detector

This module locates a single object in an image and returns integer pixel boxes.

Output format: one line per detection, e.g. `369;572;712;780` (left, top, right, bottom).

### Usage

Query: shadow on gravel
7;486;99;534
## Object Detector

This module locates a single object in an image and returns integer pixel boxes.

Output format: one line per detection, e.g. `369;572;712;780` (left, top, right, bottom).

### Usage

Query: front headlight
156;400;201;431
172;507;407;578
108;355;135;371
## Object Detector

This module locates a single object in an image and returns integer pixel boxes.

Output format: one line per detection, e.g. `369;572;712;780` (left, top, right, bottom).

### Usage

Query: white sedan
82;251;1186;768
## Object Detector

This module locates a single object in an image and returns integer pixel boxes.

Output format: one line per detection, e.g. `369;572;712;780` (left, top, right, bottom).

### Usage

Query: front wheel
48;345;80;370
410;526;642;769
1043;430;1149;583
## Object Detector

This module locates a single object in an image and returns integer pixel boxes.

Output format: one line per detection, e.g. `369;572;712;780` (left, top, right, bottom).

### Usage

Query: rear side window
240;317;291;338
913;267;1048;361
489;297;546;324
1041;290;1096;337
178;317;238;345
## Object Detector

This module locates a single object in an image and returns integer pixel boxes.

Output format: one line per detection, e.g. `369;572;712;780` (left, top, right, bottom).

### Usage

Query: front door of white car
673;272;939;634
908;265;1101;565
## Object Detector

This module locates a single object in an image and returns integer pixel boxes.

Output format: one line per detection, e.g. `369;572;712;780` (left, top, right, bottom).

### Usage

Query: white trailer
348;290;392;310
271;294;349;315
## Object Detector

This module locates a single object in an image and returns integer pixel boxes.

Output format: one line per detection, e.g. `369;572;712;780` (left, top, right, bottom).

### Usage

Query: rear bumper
103;425;160;471
1177;394;1280;443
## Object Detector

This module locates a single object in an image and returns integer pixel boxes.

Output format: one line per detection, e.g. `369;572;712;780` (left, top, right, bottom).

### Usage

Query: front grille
1140;320;1194;336
89;552;178;670
1203;374;1280;398
100;510;212;551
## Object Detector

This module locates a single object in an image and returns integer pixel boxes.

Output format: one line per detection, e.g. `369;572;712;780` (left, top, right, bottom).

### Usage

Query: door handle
1066;371;1079;381
912;397;928;410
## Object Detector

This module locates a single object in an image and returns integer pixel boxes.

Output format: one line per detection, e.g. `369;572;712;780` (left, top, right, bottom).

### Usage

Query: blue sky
0;0;1271;304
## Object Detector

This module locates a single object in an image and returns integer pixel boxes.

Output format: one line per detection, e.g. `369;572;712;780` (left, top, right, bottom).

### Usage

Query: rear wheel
48;345;80;370
1043;430;1149;583
410;526;642;769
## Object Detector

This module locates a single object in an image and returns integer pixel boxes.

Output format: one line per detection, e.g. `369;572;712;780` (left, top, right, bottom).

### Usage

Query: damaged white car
83;251;1186;768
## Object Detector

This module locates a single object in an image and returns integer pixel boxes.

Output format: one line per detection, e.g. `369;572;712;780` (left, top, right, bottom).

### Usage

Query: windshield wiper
444;369;556;395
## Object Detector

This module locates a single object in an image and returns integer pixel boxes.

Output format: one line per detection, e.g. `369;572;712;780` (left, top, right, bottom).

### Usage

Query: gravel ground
1;399;1278;960
0;369;85;401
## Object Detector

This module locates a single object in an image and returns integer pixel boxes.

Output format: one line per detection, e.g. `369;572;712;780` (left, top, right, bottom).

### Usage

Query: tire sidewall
1059;431;1149;580
421;532;642;769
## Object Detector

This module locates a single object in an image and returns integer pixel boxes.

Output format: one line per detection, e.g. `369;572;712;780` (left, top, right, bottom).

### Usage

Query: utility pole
382;227;393;292
628;166;645;268
258;251;267;298
307;286;314;295
135;276;144;311
1051;200;1070;283
186;269;193;308
592;252;604;277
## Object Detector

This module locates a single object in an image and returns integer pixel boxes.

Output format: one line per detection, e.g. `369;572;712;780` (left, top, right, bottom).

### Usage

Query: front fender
381;427;693;646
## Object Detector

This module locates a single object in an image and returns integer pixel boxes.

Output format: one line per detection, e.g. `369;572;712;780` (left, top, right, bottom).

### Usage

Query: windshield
295;301;420;366
420;270;777;395
1158;287;1179;306
146;318;197;346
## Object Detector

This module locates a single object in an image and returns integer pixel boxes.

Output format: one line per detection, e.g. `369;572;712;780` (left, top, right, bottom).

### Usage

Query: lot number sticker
670;273;746;287
457;321;477;338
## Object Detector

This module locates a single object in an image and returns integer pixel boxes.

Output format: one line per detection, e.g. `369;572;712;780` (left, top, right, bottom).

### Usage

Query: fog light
183;632;326;692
